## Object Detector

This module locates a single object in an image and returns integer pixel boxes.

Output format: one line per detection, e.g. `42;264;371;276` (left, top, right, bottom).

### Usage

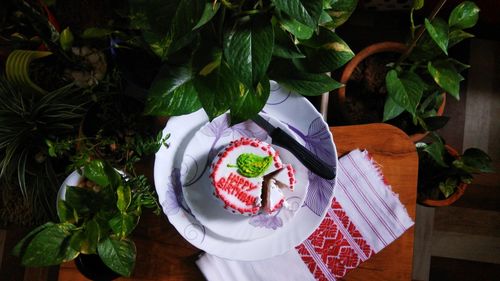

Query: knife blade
252;114;336;180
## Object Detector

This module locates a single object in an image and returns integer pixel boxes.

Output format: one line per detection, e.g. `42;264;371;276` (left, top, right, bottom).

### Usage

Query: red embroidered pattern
296;199;374;280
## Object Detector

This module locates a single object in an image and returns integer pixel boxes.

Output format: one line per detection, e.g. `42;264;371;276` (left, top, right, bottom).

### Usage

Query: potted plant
337;1;479;141
13;159;160;278
0;78;89;225
416;135;493;207
119;0;359;123
2;1;108;92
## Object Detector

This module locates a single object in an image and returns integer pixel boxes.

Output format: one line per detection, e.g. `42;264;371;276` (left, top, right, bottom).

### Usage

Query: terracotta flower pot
337;42;446;142
418;145;468;207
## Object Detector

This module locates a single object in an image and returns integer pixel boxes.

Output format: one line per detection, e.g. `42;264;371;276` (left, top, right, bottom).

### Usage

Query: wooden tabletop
58;123;417;281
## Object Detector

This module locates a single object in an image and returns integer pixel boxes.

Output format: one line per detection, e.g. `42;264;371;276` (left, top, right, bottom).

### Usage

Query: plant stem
396;0;448;66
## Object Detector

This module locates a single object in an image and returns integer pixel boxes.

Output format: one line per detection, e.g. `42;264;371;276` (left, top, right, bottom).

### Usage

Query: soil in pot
75;254;121;281
341;52;427;136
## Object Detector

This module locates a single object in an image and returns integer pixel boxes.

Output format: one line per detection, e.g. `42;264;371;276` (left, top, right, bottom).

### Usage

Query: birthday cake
209;137;295;216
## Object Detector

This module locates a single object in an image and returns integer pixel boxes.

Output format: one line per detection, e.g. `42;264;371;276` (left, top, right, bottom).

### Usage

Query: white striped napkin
197;149;414;280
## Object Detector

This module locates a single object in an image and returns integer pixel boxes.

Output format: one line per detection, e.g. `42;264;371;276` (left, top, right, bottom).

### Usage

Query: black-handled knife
252;114;336;180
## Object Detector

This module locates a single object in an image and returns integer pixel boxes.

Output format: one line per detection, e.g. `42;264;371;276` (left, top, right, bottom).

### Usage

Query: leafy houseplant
135;0;358;123
0;78;88;225
417;136;493;207
2;1;108;92
338;1;479;140
13;159;160;277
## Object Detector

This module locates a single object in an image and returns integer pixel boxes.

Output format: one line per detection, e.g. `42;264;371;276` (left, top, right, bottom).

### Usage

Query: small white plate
181;113;309;241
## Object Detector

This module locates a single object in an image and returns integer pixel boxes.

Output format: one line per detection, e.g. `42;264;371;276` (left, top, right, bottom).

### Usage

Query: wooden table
59;123;417;281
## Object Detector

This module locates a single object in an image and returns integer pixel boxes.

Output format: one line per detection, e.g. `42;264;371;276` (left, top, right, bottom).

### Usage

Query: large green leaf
98;237;136;277
85;219;101;254
129;0;204;58
448;29;474;48
224;17;274;87
324;0;358;29
193;42;239;120
279;14;314;40
83;160;120;187
65;186;98;215
13;222;55;257
427;60;463;99
192;2;220;30
385;70;425;116
298;27;354;73
145;64;201;116
272;0;323;28
117;185;132;212
460;148;494;173
230;78;270;124
449;1;480;29
22;223;78;266
109;213;139;238
424;18;449;55
383;96;405;121
270;60;343;96
423;140;447;167
57;199;77;224
273;26;306;59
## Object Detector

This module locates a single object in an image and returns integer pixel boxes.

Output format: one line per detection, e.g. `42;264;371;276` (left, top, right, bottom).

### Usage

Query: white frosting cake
209;137;295;216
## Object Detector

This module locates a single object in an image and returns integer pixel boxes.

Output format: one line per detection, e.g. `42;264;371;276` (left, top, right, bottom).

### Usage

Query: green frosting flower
228;153;273;178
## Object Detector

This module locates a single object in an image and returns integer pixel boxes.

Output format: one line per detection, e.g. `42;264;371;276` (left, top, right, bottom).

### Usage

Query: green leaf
145;64;201;116
13;222;55;257
193;2;220;30
385;70;425;116
272;0;323;28
129;0;204;58
60;27;74;51
98;237;136;277
439;177;458;198
449;1;480;29
224;17;274;87
57;199;77;223
193;47;238;120
230;79;270;124
423;116;450;131
279;15;314;40
117;185;132;212
412;0;424;10
81;27;113;39
273;26;306;59
22;223;77;266
270;60;343;96
65;186;97;214
428;60;463;99
85;219;101;254
444;58;470;72
423;140;447;167
383;96;405;121
83;159;121;188
424;18;449;55
83;160;110;187
448;29;474;48
109;213;139;238
298;27;354;73
461;148;494;173
69;230;87;253
324;0;358;29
